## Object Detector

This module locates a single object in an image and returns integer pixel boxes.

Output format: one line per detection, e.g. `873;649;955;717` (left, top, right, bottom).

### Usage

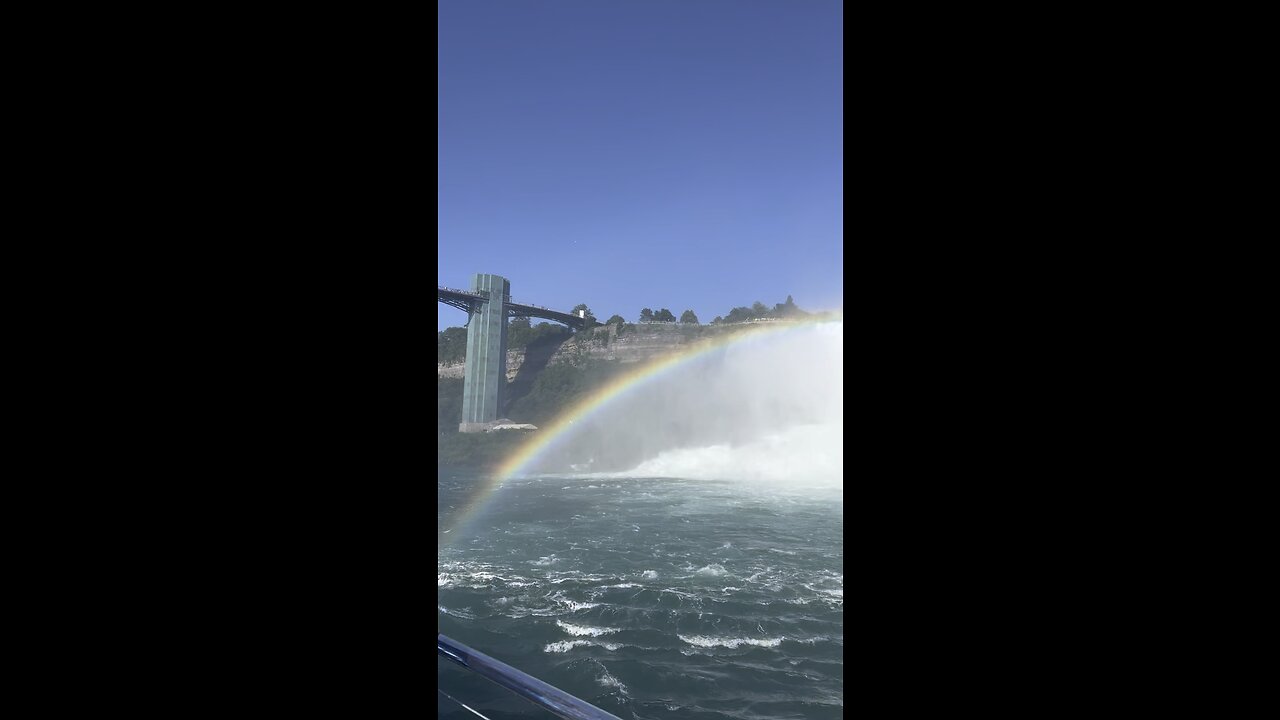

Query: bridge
437;287;599;330
438;274;601;432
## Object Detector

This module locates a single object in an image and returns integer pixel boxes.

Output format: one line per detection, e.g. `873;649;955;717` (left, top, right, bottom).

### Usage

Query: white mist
531;322;843;490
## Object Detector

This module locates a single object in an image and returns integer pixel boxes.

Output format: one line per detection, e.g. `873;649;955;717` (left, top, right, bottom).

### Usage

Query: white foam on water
544;640;624;653
677;634;784;649
549;591;600;612
437;605;476;620
556;620;621;637
596;668;628;694
794;636;837;645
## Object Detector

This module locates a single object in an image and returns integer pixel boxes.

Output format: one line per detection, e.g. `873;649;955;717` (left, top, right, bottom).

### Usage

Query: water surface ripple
438;470;843;720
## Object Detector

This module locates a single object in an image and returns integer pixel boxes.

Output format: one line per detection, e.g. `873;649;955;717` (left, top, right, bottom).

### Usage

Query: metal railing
438;286;487;298
438;634;622;720
507;299;557;312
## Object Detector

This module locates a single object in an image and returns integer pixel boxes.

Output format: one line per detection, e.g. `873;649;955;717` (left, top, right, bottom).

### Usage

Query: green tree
572;304;596;321
508;316;532;348
680;309;699;324
751;301;768;317
639;308;654;322
606;314;625;326
507;318;571;350
654;309;676;322
775;295;807;318
438;326;468;364
712;315;723;324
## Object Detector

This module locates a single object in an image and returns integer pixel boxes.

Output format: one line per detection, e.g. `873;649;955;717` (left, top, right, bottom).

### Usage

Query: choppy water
438;468;843;720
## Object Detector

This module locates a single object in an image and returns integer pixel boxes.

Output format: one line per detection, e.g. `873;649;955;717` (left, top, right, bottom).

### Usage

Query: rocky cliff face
437;323;770;380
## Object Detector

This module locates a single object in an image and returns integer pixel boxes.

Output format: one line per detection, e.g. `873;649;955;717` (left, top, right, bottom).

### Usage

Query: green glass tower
459;273;510;432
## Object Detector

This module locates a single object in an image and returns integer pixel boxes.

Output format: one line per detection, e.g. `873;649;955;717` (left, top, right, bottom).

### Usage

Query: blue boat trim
438;633;624;720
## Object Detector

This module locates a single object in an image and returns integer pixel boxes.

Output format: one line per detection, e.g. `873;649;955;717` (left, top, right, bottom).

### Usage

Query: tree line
610;295;806;326
438;294;809;364
709;295;807;324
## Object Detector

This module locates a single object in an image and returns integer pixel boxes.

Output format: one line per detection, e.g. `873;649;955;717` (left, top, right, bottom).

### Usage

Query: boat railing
438;633;623;720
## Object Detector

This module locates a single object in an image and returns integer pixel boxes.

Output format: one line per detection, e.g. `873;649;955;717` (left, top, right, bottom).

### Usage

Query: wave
437;605;476;620
802;582;843;598
438;565;537;589
549;591;600;612
678;634;783;649
556;620;621;637
546;572;610;583
794;636;838;645
544;639;623;653
596;668;628;694
438;574;537;589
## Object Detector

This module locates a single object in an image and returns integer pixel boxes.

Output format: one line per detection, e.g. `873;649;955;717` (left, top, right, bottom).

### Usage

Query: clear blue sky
439;0;843;330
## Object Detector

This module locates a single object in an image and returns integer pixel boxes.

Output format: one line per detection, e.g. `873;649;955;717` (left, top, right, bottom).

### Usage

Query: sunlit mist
520;321;843;490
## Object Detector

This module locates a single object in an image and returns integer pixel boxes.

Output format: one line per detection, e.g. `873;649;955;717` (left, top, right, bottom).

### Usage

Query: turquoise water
438;468;843;720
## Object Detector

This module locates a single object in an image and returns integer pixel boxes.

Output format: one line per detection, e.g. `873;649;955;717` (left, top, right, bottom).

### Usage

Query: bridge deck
437;286;486;313
505;300;599;329
437;287;600;330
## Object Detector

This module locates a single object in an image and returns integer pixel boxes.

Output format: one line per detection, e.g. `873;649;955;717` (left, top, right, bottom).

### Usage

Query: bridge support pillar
459;273;510;433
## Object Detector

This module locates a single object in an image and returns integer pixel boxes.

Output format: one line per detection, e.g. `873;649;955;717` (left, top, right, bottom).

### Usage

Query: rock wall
438;322;799;380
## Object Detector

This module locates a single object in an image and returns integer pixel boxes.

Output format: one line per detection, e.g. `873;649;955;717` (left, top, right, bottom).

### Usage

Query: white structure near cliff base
486;422;538;433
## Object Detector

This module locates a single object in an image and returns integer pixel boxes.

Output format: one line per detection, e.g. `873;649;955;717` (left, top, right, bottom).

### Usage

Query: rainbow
438;314;841;541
